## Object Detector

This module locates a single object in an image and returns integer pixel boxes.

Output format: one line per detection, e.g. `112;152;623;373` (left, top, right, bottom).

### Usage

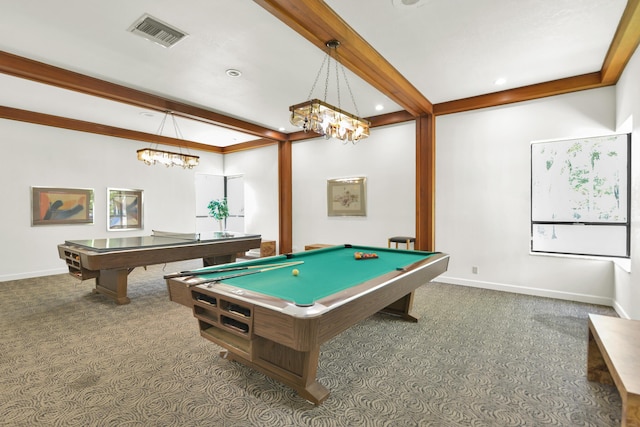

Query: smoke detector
128;14;188;48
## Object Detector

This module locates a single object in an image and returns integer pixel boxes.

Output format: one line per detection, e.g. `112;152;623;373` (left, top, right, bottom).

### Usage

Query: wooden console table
587;314;640;427
304;243;334;251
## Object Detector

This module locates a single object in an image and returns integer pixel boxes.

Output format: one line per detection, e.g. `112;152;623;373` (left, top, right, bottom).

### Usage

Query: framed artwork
327;177;367;216
31;187;94;226
108;188;143;231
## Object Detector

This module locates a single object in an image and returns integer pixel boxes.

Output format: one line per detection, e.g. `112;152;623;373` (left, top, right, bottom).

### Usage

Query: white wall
435;87;619;307
223;145;280;249
2;73;638;319
220;123;416;254
291;122;416;252
0;119;224;281
614;44;640;319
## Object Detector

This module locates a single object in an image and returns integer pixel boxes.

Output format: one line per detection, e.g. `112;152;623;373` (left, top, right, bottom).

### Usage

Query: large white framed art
530;134;630;257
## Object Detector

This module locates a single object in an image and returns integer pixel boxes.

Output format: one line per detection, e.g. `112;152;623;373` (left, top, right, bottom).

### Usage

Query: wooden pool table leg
94;269;131;304
379;292;418;322
203;254;236;266
221;341;330;405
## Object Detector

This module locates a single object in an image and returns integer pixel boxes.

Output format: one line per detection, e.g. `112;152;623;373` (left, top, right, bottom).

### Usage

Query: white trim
437;275;614;307
0;267;68;282
612;300;630;319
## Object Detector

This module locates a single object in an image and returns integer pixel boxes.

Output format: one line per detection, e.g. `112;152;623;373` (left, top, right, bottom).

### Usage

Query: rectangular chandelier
289;99;370;143
137;148;199;169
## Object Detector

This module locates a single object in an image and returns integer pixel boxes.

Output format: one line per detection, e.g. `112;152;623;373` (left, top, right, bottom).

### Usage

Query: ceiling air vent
128;14;187;48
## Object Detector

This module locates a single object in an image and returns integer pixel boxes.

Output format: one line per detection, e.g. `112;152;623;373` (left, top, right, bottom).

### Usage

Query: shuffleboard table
58;230;261;304
165;244;449;404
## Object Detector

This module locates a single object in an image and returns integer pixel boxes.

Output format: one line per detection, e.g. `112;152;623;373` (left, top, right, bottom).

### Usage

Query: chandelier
137;111;199;168
289;40;370;143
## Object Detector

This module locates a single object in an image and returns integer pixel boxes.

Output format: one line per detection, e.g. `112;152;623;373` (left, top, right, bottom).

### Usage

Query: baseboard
436;275;614;307
611;300;630;319
0;267;68;282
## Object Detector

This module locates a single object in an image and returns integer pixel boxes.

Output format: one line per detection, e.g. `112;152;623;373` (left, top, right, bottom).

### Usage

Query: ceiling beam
221;138;277;154
254;0;433;116
434;72;603;116
601;0;640;84
435;0;640;116
2;0;639;147
0;105;223;154
0;50;286;142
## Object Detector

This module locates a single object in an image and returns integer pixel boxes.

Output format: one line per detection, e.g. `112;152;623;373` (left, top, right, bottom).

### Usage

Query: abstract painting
31;187;94;226
108;188;143;230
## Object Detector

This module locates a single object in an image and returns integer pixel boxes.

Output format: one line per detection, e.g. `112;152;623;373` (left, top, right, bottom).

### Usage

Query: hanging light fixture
289;40;370;143
137;111;200;168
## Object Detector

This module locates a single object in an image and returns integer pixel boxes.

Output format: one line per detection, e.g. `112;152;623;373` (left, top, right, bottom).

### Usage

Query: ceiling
0;0;636;149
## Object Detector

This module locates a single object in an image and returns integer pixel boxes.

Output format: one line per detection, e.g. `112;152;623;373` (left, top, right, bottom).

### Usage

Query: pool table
165;244;449;404
58;230;261;304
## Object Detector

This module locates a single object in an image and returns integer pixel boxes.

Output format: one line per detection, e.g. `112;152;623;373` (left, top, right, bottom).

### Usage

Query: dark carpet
0;261;620;426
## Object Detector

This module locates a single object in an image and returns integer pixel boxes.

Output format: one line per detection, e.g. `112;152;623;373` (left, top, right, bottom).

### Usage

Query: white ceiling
0;0;628;147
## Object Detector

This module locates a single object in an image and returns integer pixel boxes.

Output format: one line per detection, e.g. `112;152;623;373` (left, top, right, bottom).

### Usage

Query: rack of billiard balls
354;251;378;260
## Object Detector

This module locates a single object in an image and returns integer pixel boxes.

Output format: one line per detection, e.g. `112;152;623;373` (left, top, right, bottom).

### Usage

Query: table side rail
195;252;449;319
58;237;261;271
249;254;449;351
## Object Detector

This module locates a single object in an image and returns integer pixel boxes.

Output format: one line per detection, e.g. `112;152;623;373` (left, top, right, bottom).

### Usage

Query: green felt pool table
165;244;449;404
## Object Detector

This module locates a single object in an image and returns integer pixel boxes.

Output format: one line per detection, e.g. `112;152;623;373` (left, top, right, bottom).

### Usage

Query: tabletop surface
64;230;261;252
194;245;440;306
589;314;640;394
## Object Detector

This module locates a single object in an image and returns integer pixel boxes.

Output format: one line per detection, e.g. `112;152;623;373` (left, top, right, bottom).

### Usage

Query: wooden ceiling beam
3;0;639;147
601;0;640;84
0;50;286;142
253;0;433;116
0;105;223;154
435;1;640;116
221;138;277;154
434;72;603;116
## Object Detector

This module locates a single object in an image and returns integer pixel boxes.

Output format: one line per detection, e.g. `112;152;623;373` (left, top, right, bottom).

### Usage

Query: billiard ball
292;269;299;276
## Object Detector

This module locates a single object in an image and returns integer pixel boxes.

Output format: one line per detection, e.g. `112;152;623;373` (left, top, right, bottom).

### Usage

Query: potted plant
207;198;229;232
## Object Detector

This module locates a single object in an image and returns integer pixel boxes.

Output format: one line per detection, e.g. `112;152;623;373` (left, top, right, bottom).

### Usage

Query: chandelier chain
170;113;184;140
288;39;370;143
137;110;199;168
306;54;329;101
334;54;341;110
340;64;360;117
170;112;190;155
155;111;169;140
323;53;331;103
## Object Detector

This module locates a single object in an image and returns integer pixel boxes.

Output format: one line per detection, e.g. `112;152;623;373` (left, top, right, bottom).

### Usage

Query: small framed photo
327;177;367;216
31;187;94;226
108;188;143;231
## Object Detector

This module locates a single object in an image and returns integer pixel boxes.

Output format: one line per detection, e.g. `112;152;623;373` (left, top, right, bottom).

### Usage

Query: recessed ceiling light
391;0;427;9
494;77;507;86
375;104;384;111
139;111;156;118
278;127;286;132
226;69;242;78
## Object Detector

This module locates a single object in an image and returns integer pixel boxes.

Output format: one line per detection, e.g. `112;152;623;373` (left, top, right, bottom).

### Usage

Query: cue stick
196;261;304;285
163;260;304;279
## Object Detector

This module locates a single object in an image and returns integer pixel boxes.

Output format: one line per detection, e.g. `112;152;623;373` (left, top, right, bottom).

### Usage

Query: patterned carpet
0;261;621;426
